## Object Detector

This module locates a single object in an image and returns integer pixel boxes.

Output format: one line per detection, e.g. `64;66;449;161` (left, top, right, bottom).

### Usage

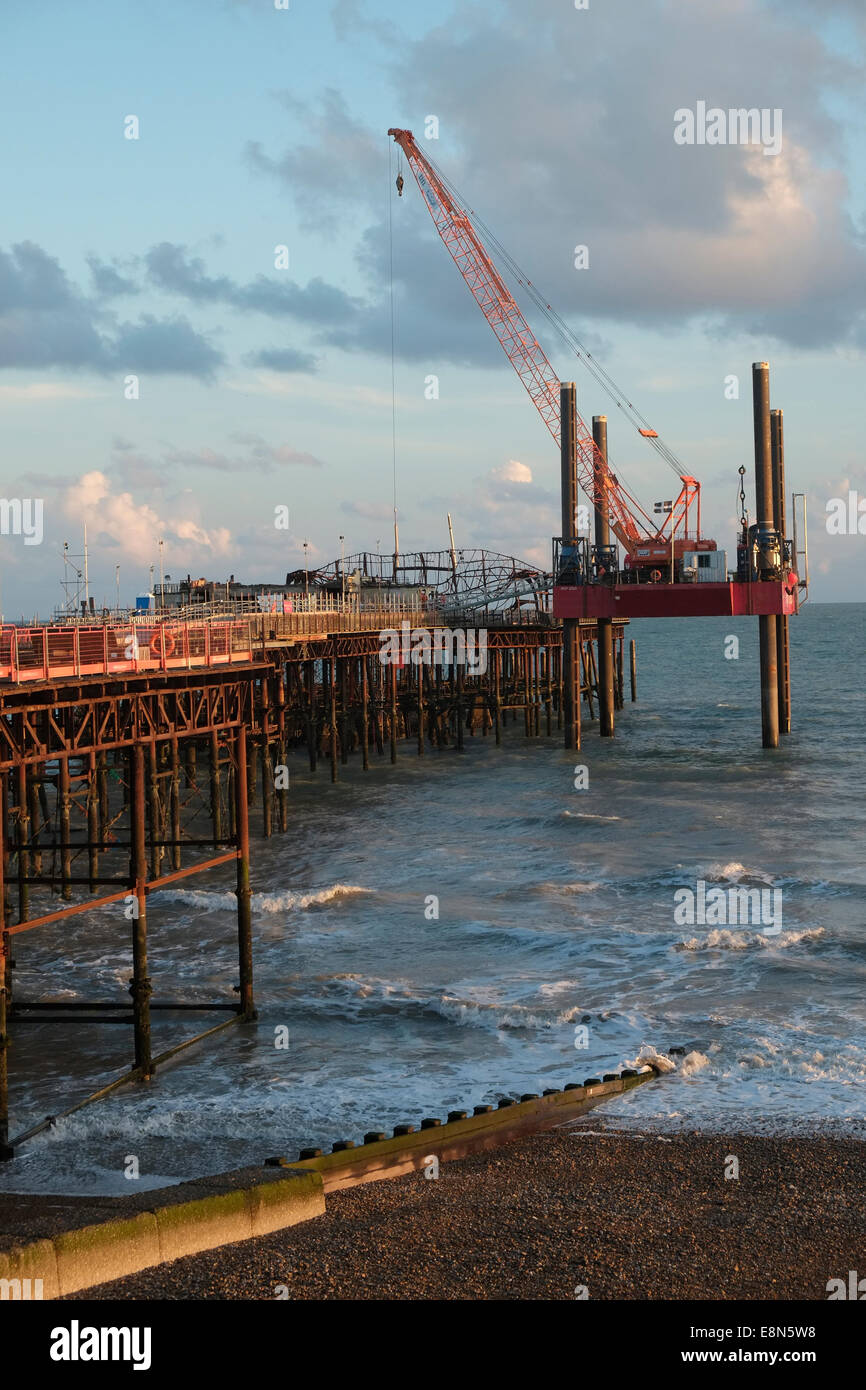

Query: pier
0;595;631;1160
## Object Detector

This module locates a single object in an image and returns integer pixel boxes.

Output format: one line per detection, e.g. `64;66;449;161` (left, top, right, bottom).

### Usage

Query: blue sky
1;0;865;614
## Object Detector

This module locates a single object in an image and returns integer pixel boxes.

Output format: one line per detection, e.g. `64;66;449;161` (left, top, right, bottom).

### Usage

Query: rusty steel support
305;662;317;771
275;669;289;832
129;743;152;1079
753;362;779;749
16;761;29;924
0;805;8;1159
771;408;791;735
593;414;615;737
148;741;161;880
561;382;581;750
329;660;339;783
234;727;255;1020
88;751;99;891
170;737;182;870
209;731;222;848
28;765;42;877
59;755;72;900
360;656;370;770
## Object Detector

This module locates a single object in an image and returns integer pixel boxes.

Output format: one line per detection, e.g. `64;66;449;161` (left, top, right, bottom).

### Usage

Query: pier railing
0;620;254;684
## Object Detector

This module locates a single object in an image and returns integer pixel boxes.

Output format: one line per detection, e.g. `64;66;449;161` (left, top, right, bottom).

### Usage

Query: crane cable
388;141;399;555
419;146;688;483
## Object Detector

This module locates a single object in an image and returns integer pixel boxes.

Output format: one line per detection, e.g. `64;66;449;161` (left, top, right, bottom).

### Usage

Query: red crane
388;127;715;576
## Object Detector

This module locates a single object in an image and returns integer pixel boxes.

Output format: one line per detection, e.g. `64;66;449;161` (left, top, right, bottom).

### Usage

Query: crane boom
388;128;704;561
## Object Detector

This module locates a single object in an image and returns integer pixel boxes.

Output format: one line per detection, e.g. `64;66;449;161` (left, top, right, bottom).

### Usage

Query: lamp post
339;534;345;608
303;540;309;606
115;565;120;615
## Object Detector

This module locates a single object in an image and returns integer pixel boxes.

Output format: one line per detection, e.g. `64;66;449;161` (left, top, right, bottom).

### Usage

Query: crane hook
396;173;404;196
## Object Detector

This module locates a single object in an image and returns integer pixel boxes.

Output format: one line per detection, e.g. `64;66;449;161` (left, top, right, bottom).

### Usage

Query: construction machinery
388;126;717;583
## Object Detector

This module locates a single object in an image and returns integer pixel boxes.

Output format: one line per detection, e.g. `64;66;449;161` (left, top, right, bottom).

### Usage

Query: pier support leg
592;415;615;737
88;751;99;891
390;664;398;763
629;639;637;702
305;663;318;772
329;661;339;783
753;362;780;749
170;738;181;870
561;381;582;750
562;624;581;750
29;766;42;877
361;657;370;770
16;762;29;923
209;731;222;847
262;735;274;839
59;755;72;901
0;795;10;1159
234;728;255;1020
148;741;161;879
129;744;152;1079
771;408;791;735
340;660;349;766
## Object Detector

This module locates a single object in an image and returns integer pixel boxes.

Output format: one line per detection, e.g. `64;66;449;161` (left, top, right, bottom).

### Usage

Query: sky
1;0;865;616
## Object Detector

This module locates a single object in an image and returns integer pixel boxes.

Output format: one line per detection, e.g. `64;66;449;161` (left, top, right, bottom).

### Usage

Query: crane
388;127;717;578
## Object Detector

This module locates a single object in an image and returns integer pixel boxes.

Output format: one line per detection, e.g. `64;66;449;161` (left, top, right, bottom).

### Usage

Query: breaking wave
676;926;825;951
154;884;373;913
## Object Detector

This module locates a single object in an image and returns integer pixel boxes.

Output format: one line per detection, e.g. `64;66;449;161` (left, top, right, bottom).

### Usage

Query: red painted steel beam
553;582;798;620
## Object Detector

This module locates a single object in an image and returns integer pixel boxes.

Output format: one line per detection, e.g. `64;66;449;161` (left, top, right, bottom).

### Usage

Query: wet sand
71;1127;866;1300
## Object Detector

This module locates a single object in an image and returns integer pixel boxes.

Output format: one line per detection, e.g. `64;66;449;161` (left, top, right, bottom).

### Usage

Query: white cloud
62;470;232;565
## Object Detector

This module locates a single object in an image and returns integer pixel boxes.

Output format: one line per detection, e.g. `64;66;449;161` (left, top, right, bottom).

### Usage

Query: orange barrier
0;621;254;684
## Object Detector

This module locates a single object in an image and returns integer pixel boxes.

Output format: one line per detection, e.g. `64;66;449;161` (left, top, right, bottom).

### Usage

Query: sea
2;602;864;1194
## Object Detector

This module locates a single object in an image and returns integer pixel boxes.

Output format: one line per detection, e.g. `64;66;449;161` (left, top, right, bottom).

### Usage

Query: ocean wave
540;880;603;896
676;926;825;951
703;861;775;886
153;884;372;913
316;973;587;1033
624;1044;677;1073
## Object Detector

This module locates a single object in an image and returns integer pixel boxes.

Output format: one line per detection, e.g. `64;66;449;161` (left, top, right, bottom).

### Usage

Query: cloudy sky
1;0;864;615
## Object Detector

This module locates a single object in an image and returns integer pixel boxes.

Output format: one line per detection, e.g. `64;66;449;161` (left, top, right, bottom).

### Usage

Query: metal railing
0;621;254;684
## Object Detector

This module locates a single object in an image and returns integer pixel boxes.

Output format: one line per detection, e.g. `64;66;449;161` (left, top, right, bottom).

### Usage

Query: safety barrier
0;621;254;684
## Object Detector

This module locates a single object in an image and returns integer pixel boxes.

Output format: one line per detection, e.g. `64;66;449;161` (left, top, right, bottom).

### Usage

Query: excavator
388;127;719;584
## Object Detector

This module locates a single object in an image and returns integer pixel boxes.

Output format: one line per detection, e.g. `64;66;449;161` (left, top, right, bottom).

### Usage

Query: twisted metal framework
315;548;551;615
